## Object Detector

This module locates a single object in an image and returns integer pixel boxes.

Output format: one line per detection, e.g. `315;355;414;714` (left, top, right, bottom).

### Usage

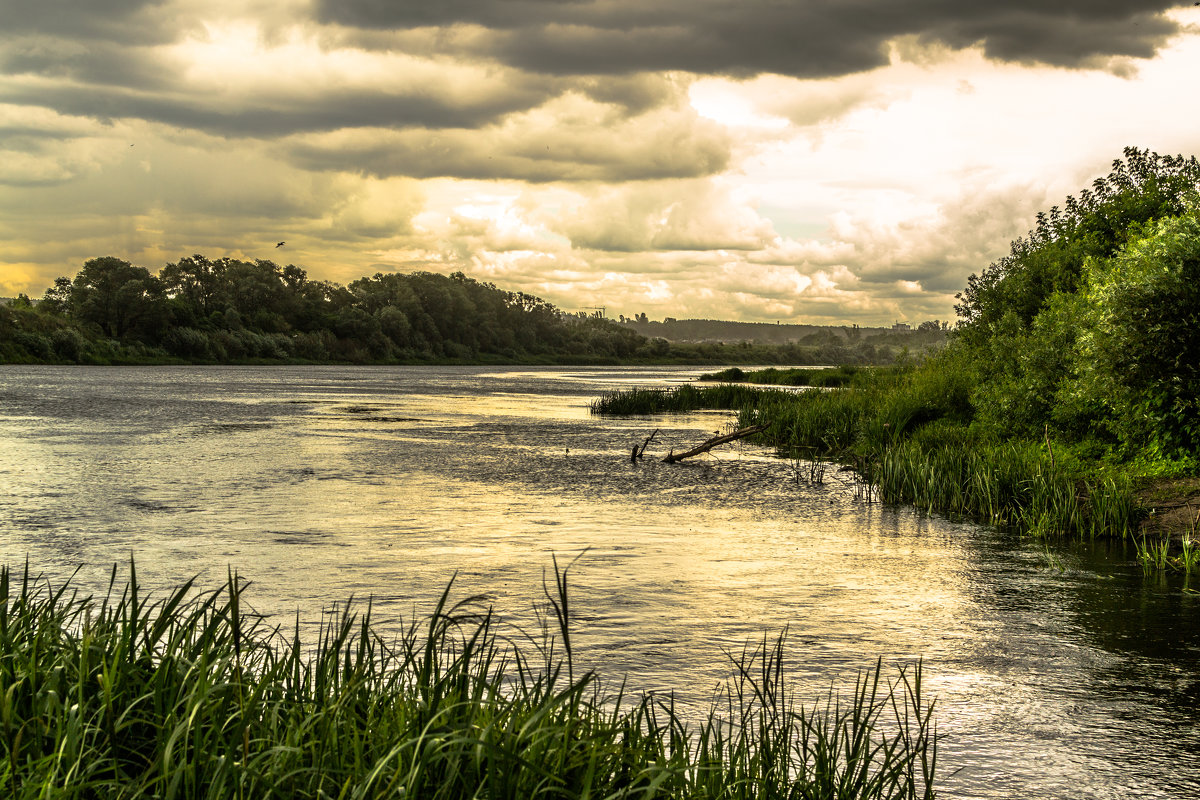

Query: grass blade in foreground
0;561;937;799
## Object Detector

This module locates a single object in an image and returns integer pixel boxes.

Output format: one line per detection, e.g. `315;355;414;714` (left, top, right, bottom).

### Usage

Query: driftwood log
662;424;768;464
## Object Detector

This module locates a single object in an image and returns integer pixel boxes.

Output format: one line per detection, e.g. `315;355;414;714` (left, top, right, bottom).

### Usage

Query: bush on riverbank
0;562;937;799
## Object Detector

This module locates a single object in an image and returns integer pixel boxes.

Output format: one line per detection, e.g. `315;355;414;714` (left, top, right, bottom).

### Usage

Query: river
0;364;1197;798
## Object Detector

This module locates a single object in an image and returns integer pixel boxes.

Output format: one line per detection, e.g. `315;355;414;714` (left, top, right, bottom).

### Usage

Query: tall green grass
0;561;937;799
1136;534;1200;573
589;384;795;416
729;362;1141;539
592;354;1147;542
737;382;1141;539
700;366;865;388
873;432;1138;537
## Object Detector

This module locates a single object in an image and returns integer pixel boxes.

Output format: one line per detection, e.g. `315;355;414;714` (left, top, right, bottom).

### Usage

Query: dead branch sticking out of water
662;424;768;464
631;429;659;462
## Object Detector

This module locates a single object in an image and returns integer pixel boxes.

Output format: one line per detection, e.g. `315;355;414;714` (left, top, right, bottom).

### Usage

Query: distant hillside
617;317;946;346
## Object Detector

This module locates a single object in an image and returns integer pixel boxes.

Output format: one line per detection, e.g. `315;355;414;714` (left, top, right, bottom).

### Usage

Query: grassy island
593;149;1200;570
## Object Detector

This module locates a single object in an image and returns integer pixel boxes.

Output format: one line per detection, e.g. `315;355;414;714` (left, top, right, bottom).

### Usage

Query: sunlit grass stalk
1174;536;1200;572
1136;536;1172;573
0;561;937;799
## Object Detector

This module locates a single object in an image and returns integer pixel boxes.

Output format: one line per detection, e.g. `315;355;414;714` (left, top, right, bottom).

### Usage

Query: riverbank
714;364;1200;547
0;562;937;799
591;362;1199;566
1136;476;1200;541
0;336;932;369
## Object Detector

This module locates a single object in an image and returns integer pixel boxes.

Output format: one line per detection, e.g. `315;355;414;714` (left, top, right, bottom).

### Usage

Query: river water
0;364;1197;798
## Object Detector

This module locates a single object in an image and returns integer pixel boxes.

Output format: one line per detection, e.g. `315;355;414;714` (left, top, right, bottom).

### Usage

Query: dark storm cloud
283;120;730;182
3;1;1179;148
316;0;1183;76
0;12;660;139
0;124;79;144
0;0;177;45
0;40;179;91
0;81;559;138
574;74;681;115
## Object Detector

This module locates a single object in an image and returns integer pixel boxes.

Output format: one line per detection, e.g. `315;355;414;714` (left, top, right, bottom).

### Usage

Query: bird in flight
276;241;286;248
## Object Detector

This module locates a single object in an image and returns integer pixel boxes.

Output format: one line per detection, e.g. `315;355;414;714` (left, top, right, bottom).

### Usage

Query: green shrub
13;330;52;360
163;326;214;359
49;328;87;362
1076;210;1200;456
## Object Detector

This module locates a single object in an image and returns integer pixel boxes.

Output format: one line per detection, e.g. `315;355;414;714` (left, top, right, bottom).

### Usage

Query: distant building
891;321;911;331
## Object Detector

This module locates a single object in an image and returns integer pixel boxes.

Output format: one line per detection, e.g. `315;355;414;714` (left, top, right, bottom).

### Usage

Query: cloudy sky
2;1;1198;324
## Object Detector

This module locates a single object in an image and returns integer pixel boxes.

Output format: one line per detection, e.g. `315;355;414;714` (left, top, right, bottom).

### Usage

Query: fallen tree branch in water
631;428;659;462
662;424;768;464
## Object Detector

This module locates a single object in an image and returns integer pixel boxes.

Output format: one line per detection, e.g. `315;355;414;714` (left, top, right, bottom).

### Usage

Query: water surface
0;365;1197;798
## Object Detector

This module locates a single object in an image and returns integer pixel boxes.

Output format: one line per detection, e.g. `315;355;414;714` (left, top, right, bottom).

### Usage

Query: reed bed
0;561;937;799
591;359;1150;546
874;437;1138;538
589;384;794;416
699;366;865;388
739;396;1140;540
1136;535;1200;573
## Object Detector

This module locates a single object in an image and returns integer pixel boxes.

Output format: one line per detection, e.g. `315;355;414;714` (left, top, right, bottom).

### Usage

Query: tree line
1;257;650;364
1;256;943;366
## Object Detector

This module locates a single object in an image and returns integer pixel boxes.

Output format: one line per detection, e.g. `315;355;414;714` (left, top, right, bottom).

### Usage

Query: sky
1;1;1199;325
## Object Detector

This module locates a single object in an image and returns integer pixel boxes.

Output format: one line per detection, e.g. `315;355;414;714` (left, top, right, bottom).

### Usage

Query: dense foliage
1075;213;1200;457
955;147;1200;333
2;257;648;364
2;258;941;366
956;147;1200;460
